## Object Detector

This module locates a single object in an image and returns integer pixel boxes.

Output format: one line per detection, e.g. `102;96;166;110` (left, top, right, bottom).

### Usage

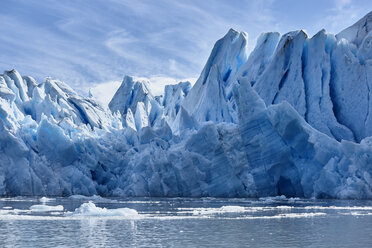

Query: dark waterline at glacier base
0;197;372;247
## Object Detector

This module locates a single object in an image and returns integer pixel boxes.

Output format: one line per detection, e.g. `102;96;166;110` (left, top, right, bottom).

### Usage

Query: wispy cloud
0;0;279;92
314;0;370;34
1;0;371;99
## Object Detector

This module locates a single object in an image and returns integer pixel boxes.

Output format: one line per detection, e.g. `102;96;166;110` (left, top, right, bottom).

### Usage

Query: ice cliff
1;12;372;198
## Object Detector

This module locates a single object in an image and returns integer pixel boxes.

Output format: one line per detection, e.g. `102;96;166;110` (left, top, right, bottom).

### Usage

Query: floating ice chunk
259;195;289;202
243;212;327;219
191;206;246;215
348;212;372;216
39;197;54;203
275;206;293;210
68;195;118;203
67;201;139;217
303;206;372;210
30;205;63;212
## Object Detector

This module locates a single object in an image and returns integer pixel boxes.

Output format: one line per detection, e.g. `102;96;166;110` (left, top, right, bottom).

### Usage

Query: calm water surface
0;196;371;247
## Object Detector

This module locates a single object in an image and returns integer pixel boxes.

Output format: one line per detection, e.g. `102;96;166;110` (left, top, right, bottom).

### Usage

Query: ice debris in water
39;197;53;203
191;206;247;215
68;195;118;203
30;205;63;212
67;201;139;217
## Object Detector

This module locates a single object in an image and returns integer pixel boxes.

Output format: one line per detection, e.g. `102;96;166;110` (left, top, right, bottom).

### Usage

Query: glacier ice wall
1;12;372;198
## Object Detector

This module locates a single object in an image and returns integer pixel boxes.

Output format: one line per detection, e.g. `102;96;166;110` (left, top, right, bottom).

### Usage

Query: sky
1;0;372;105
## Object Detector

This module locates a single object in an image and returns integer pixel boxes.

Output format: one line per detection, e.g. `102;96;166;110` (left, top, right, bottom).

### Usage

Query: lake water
0;196;371;247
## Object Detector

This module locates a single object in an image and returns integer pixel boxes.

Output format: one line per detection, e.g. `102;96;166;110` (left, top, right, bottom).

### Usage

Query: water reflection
79;219;108;247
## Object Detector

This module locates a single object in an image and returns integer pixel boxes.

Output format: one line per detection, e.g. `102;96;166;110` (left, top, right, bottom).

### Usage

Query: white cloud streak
0;0;371;98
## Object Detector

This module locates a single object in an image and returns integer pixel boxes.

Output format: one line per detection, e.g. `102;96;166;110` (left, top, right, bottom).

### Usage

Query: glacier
1;12;372;198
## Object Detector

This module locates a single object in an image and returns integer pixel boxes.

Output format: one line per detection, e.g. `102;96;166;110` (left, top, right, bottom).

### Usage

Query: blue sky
1;0;372;103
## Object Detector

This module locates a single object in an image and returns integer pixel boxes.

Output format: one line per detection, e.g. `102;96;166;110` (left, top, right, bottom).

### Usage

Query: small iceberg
39;197;54;203
30;205;64;212
67;201;139;218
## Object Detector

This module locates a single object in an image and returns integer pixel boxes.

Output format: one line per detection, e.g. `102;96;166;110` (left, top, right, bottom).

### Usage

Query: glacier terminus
2;12;372;199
